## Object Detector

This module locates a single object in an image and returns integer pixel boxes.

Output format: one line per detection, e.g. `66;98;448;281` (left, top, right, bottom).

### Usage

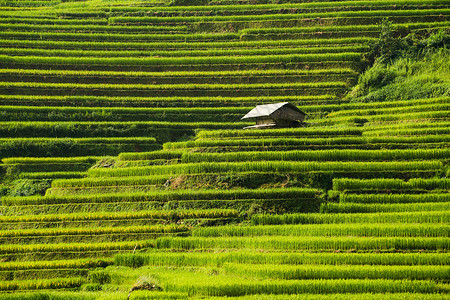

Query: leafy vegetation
350;24;449;101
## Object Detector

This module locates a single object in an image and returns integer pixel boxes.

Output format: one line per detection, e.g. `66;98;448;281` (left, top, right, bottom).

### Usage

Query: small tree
364;18;403;67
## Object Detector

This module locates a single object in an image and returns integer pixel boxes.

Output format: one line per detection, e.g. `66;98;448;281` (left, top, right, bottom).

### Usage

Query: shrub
7;179;51;197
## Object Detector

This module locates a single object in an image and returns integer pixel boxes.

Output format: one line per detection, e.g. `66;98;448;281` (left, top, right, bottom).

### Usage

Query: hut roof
241;102;306;120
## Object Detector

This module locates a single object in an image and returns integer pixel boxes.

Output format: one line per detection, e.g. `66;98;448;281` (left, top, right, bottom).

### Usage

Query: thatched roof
241;102;306;121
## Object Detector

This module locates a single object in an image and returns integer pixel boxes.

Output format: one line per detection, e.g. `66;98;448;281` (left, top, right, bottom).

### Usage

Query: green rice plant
0;68;355;79
129;291;188;300
364;127;450;136
0;277;84;291
87;160;443;178
1;156;101;165
192;223;448;238
51;175;171;188
114;251;450;268
18;172;86;180
155;236;449;251
112;0;450;12
164;135;450;149
0;240;153;254
0;105;248;122
196;127;363;139
0;198;291;218
108;257;450;295
241;21;450;35
223;263;450;280
0;213;167;230
1;187;318;205
251;211;449;225
153;263;449;295
0;258;113;271
4;163;92;174
109;5;450;22
333;178;450;191
0;31;238;42
163;278;448;296
0;37;375;51
0;209;238;223
328;103;450;118
0;81;348;92
307;99;450;115
0;0;61;8
0;137;157;143
4;0;55;5
165;143;448;153
0;268;89;282
320;202;450;213
0;137;161;158
1;157;99;174
0;105;250;115
362;120;450;131
0;45;369;58
129;292;450;300
337;97;450;111
181;149;450;163
0;94;336;107
46;179;160;196
0;17;107;25
0;122;246;139
0;224;187;238
340;193;449;204
317;111;450;126
118;151;184;161
0;52;361;67
0;23;187;34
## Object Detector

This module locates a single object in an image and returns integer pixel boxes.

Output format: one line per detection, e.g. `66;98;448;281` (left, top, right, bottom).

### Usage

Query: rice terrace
0;0;449;298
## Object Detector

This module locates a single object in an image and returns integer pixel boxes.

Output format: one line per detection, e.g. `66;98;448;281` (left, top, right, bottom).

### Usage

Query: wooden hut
241;102;306;129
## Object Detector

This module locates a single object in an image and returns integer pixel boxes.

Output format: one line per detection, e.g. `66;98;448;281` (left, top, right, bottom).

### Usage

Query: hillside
0;0;449;299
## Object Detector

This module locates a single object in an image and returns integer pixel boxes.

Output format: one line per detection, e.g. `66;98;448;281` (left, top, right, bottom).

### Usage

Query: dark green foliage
365;20;450;66
8;179;51;197
350;24;450;102
0;179;9;196
364;19;399;65
350;53;450;102
357;63;397;92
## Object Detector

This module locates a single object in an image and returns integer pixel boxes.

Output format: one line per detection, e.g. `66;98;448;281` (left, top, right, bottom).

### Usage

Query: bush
350;50;450;102
351;24;450;102
365;21;449;66
355;62;397;96
8;179;51;197
0;184;9;196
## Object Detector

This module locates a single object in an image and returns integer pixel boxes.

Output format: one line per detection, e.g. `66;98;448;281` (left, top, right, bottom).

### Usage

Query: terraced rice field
0;0;448;299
